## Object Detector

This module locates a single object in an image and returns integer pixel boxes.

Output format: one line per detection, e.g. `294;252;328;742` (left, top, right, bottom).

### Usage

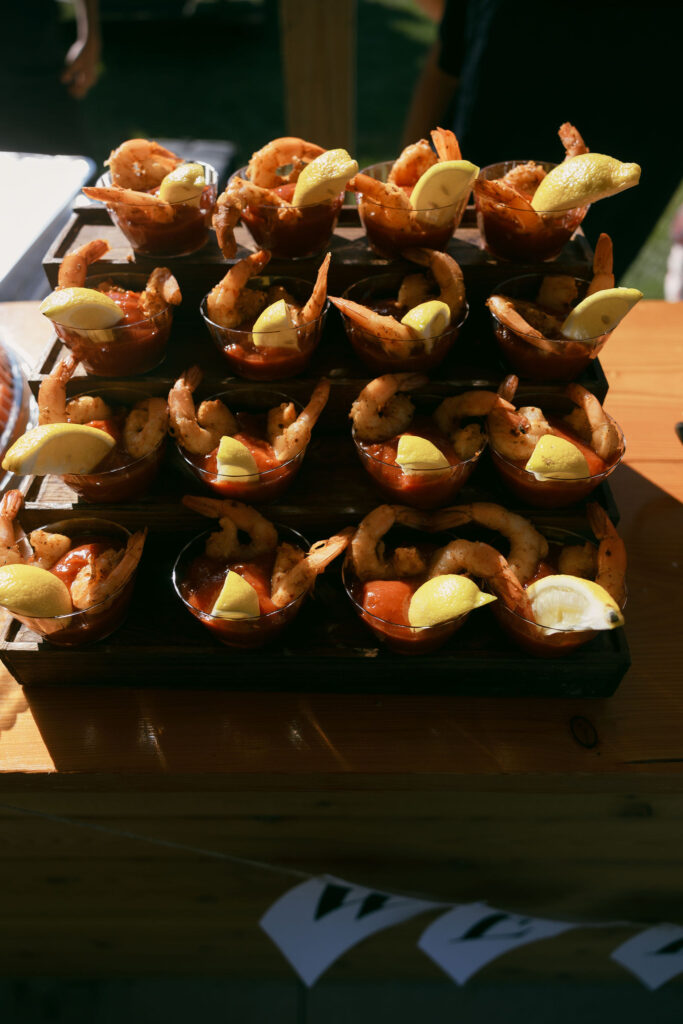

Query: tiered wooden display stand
0;202;630;695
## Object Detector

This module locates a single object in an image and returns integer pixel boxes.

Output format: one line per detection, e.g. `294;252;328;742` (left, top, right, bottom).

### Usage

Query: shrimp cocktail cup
201;251;330;380
169;367;330;503
40;239;182;377
174;496;352;649
352;129;478;259
83;139;217;257
343;505;505;655
487;376;625;508
331;249;468;375
487;235;642;382
0;504;146;647
473;123;640;263
213;141;359;260
351;375;491;509
2;358;169;503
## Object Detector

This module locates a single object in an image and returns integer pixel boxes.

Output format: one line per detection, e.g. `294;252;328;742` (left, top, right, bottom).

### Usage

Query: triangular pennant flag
260;875;444;986
611;924;683;990
418;901;577;984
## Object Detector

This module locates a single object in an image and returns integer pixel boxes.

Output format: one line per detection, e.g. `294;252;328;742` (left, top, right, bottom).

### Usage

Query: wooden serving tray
0;210;630;696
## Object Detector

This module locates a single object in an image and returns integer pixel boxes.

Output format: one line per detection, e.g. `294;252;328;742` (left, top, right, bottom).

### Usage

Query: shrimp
0;490;24;566
82;185;175;223
558;540;598;580
57;239;111;288
292;253;330;325
430;126;462;162
329;296;418;358
500;162;547;197
348;173;413;231
397;272;433;309
139;267;182;317
212;177;295;259
433;391;498;460
205;250;271;329
473;179;541;233
434;503;548;584
350;373;427;443
487;394;552;462
270;527;355;608
402;248;466;318
65;395;113;425
586;503;627;608
486;295;559;355
27;529;72;570
246;137;325;188
106;139;182;190
388;139;437;187
182;496;279;560
38;353;79;425
267;379;330;462
70;529;147;611
563;384;621;461
559;122;589;159
587;233;615;296
350;504;431;582
123;398;168;459
428;537;510;581
168;366;237;456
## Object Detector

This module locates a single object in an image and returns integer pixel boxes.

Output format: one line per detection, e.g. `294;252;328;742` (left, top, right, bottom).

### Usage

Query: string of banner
4;800;682;992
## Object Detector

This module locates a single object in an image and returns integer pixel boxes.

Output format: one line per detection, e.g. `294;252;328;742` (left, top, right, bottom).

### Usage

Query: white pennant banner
417;901;578;985
611;924;683;990
260;874;444;986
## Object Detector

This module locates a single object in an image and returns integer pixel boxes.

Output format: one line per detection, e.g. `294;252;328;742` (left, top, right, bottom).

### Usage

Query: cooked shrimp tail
586;502;627;607
271;527;354;607
58;239;111;288
267;379;330;462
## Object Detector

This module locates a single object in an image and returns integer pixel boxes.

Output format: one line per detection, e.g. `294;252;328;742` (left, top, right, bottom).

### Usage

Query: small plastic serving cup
7;518;138;647
475;161;588;262
176;386;306;503
489;525;626;658
339;271;468;374
489;394;625;508
200;275;328;380
230;166;343;259
172;524;310;649
52;272;174;377
356;160;469;259
94;162;217;257
61;384;166;503
489;273;611;381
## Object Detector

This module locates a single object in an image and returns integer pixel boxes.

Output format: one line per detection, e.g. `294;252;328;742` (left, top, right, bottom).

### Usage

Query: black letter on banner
453;913;533;942
650;937;683;956
314;884;392;921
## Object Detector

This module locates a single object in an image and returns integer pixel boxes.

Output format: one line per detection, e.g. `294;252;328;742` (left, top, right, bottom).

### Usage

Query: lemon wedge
526;574;624;631
525;435;590;481
400;299;451;350
408;574;496;628
40;288;124;330
211;570;260;620
560;287;643;340
2;423;115;476
530;153;641;213
216;436;260;483
0;563;72;618
395;435;450;477
159;162;206;205
252;299;299;350
292;149;359;207
410;160;479;226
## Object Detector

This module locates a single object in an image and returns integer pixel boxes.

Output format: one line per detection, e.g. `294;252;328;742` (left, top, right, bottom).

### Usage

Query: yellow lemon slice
530;153;641;212
216;436;260;483
525;435;590;481
0;563;72;618
2;423;115;476
410;160;479;226
40;287;124;330
526;574;624;631
408;574;496;628
158;162;206;205
211;570;260;620
252;299;299;350
400;299;451;349
292;149;359;207
560;287;643;340
395;435;450;477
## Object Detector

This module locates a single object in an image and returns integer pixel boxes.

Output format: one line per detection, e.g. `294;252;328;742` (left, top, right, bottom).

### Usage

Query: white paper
418;901;577;984
611;924;683;990
260;875;444;986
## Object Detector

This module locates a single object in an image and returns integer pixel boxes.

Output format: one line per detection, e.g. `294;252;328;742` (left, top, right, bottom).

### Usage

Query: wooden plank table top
0;300;681;779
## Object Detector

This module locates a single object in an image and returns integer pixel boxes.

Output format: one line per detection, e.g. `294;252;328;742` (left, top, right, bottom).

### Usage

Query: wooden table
0;300;682;981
